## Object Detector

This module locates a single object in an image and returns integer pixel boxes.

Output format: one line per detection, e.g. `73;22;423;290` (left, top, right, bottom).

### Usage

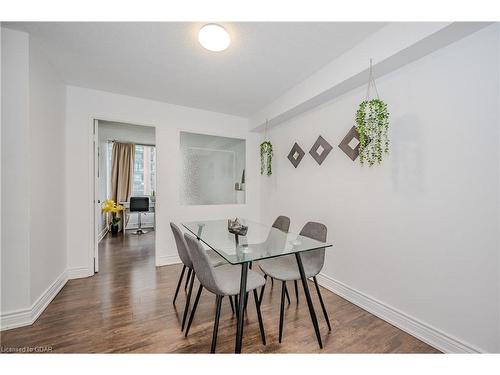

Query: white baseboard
97;227;108;242
316;273;484;353
157;254;181;267
0;270;68;331
68;266;92;279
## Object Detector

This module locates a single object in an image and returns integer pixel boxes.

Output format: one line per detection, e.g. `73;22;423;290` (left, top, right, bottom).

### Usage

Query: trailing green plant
355;99;389;166
260;141;273;176
355;60;390;166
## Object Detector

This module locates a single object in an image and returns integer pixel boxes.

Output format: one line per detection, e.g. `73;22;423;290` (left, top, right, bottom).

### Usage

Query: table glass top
182;218;332;265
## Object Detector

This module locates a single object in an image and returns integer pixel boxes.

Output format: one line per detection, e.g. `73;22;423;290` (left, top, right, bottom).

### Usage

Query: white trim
157;254;181;267
68;266;92;279
97;227;108;243
316;273;484;354
0;270;68;331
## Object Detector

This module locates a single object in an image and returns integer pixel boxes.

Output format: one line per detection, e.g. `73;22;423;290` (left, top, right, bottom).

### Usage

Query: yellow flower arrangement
102;199;124;214
102;199;124;230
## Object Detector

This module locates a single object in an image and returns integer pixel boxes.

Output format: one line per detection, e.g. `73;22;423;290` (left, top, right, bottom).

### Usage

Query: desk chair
130;197;150;235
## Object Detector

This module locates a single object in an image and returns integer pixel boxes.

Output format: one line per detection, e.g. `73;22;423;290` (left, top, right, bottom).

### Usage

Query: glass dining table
182;218;333;353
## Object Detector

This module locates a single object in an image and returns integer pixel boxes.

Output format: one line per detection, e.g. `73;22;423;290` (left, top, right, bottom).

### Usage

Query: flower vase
110;223;119;236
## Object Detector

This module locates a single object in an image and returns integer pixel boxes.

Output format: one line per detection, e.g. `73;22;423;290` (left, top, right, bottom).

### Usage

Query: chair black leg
271;277;274;287
211;295;223;353
185;268;192;290
253;289;266;345
173;265;186;305
229;296;235;314
185;284;203;337
258;274;267;304
285;283;291;305
279;281;286;343
294;280;299;303
313;276;332;331
295;253;322;349
181;271;195;331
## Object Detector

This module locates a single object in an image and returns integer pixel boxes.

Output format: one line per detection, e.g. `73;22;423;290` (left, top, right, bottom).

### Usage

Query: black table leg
295;253;323;349
235;262;249;353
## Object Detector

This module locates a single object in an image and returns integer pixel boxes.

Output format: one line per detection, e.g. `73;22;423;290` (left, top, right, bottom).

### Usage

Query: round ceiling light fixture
198;24;231;52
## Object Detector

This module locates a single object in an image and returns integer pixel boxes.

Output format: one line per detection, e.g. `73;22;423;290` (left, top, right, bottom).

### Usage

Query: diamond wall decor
338;126;366;161
287;142;305;168
309;135;333;165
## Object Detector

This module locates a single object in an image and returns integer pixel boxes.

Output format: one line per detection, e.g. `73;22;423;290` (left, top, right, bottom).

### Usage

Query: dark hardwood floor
0;231;439;353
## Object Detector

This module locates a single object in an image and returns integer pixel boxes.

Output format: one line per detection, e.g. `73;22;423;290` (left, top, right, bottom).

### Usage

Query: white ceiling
6;22;387;117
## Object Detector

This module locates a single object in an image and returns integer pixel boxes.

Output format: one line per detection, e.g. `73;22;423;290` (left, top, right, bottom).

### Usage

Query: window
133;145;156;196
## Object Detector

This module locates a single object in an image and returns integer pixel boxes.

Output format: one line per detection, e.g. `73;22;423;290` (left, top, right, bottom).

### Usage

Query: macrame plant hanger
365;58;380;102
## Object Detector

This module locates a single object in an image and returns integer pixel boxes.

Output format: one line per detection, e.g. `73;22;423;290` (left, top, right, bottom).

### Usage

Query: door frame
90;116;157;275
93;119;100;272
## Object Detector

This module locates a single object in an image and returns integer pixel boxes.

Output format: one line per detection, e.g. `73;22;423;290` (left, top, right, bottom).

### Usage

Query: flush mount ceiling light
198;24;230;52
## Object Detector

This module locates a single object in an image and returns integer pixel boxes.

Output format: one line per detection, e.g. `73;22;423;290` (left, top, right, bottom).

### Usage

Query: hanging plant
355;59;390;166
260;119;273;176
260;141;273;176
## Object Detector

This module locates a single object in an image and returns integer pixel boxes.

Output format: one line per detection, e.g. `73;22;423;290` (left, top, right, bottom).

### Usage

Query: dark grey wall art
338;126;366;161
309;135;332;165
287;129;367;168
287;142;305;168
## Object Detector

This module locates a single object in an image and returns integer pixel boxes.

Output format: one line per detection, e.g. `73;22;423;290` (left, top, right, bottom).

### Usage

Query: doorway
93;119;157;273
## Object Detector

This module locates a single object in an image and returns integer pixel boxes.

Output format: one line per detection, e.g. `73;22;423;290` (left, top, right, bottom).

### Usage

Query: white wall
1;28;31;313
98;120;156;145
28;40;67;302
65;86;260;276
1;28;66;328
260;25;499;352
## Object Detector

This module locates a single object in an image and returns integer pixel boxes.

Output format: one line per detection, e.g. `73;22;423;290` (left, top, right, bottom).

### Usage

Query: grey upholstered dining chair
170;222;227;331
258;216;292;303
183;233;267;353
258;221;331;343
272;216;291;233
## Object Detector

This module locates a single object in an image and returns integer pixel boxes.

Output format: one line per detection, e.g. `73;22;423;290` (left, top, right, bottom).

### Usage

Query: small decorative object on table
227;218;248;236
102;199;125;235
